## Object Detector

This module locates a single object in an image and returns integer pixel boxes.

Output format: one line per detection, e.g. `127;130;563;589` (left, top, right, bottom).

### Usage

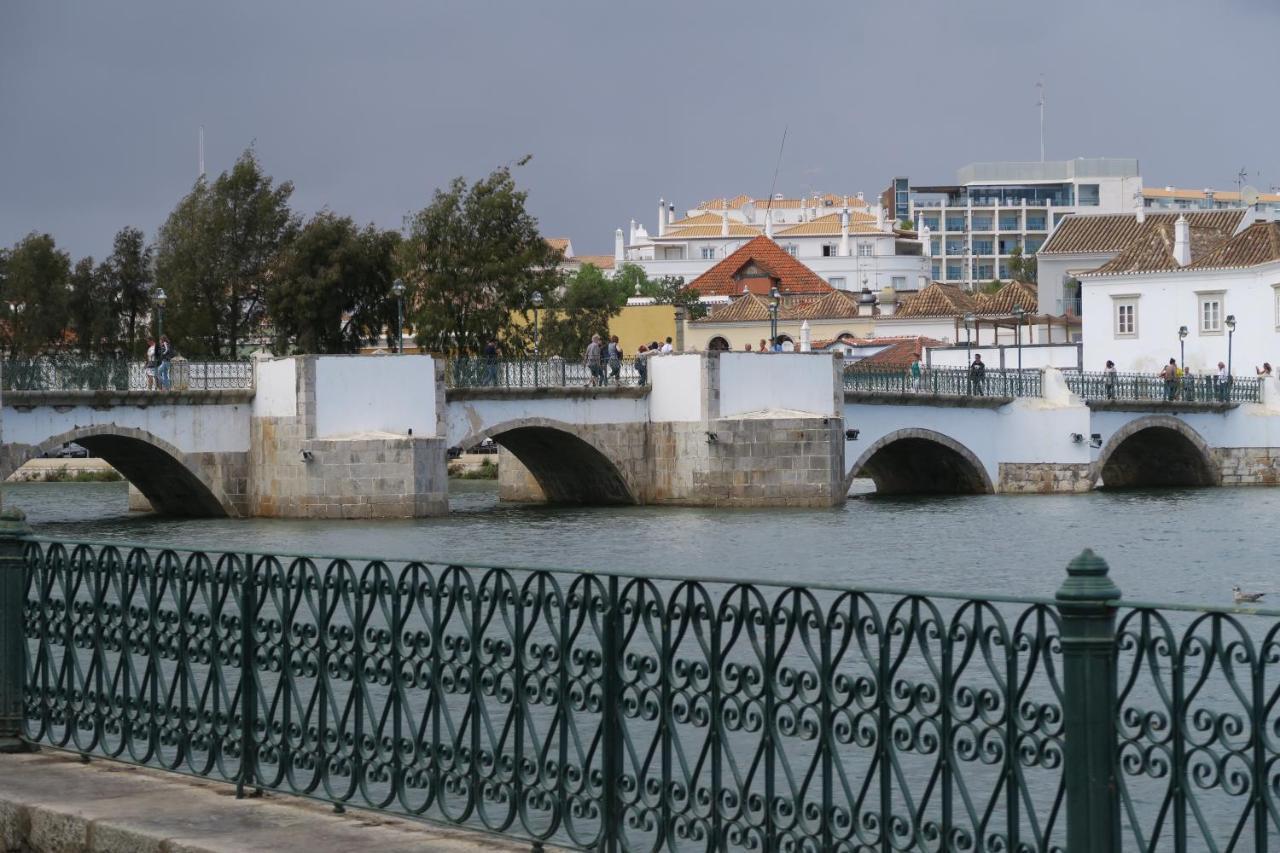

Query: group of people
585;334;673;387
743;337;796;353
1149;358;1238;402
145;335;175;390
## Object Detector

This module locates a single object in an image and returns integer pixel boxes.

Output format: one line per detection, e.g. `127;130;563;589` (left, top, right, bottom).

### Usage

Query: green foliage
1008;246;1038;283
67;256;117;356
268;213;402;354
615;262;706;320
401;165;560;355
980;279;1003;295
899;219;914;231
154;149;298;358
101;227;152;357
0;233;71;357
448;457;499;479
538;264;631;358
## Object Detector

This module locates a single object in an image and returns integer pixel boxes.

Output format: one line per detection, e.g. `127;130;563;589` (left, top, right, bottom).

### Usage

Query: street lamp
153;288;167;339
768;285;781;349
1178;325;1188;370
531;291;544;356
391;279;406;354
1226;314;1237;397
1012;303;1026;392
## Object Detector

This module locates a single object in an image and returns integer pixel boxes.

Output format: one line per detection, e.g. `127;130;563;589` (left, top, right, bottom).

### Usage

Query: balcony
970;218;994;231
945;219;966;231
1057;295;1083;316
971;241;994;255
944;242;968;254
1026;218;1047;230
999;217;1021;231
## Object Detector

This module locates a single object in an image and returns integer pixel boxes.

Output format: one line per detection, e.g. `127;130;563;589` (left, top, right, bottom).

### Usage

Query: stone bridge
6;352;1280;518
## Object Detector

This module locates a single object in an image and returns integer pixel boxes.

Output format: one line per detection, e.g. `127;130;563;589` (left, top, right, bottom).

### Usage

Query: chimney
629;219;637;243
764;208;773;238
875;204;886;230
839;208;850;257
1173;214;1191;266
657;198;666;237
614;228;625;263
668;203;675;224
921;221;932;257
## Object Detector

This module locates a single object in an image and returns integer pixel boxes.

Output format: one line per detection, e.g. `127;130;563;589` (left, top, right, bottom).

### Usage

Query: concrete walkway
0;751;537;853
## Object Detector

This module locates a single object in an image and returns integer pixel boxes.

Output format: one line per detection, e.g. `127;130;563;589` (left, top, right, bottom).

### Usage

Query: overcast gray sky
2;0;1278;260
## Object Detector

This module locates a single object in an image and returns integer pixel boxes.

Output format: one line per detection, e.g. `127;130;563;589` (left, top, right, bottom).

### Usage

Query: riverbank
6;458;122;483
448;452;498;479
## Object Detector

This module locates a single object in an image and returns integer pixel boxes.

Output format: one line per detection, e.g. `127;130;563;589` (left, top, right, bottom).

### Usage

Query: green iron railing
844;366;1043;398
1063;370;1261;404
446;357;644;389
1;357;254;392
7;530;1280;850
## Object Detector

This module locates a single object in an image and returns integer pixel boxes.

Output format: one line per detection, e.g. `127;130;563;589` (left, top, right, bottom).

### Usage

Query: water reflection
4;478;1269;606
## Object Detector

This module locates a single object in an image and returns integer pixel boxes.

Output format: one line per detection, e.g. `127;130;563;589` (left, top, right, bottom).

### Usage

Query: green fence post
0;509;34;753
1055;549;1121;853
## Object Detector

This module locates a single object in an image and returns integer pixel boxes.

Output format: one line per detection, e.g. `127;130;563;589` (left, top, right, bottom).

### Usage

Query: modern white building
1079;215;1280;375
891;158;1143;288
1143;186;1280;214
618;193;930;294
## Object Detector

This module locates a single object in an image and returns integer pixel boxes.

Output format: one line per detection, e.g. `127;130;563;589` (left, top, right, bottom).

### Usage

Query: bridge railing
1063;370;1261;403
1;357;254;392
445;356;643;388
10;533;1279;851
844;365;1043;397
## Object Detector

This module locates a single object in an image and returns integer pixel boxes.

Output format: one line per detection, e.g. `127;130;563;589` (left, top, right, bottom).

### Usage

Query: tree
268;213;402;354
0;233;71;357
538;264;631;358
400;165;561;355
153;149;297;358
614;262;706;320
67;256;118;356
100;227;152;356
1008;246;1038;283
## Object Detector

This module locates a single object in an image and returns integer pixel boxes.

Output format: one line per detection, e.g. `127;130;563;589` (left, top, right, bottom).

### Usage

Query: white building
892;158;1143;289
618;193;930;294
1143;186;1280;214
1079;215;1280;375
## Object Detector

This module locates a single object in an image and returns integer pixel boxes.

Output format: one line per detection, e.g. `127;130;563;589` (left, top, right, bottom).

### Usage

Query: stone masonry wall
496;447;544;502
1215;447;1280;486
998;462;1095;494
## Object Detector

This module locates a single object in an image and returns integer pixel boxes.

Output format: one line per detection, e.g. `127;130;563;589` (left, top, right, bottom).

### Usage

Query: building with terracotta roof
1078;215;1280;373
545;237;616;274
875;280;1053;347
618;192;930;296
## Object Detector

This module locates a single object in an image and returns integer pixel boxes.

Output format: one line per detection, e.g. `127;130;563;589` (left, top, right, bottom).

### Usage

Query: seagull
1233;585;1266;604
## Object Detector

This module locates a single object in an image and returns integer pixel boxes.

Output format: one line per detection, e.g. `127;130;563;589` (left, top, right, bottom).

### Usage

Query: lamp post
531;291;544;356
1012;303;1025;393
768;285;780;349
1226;314;1236;399
1178;325;1188;370
391;279;405;354
153;288;167;340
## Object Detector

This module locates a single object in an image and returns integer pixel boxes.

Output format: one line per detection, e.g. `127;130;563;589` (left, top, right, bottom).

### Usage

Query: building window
1114;298;1138;338
857;242;873;257
828;276;846;289
931;261;942;280
1078;184;1101;206
784;244;798;257
700;246;716;259
822;243;838;257
891;276;906;290
1198;292;1224;334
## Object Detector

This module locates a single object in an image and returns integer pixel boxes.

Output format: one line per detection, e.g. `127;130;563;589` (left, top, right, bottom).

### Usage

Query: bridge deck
3;389;255;408
844;389;1013;408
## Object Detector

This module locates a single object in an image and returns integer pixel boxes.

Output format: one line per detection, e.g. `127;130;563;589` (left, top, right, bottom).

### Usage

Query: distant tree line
1;148;699;361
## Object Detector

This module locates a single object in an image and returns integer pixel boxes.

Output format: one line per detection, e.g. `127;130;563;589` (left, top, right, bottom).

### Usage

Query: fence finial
1056;548;1120;602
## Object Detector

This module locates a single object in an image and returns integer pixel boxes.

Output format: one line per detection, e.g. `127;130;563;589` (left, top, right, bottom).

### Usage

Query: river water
6;479;1267;606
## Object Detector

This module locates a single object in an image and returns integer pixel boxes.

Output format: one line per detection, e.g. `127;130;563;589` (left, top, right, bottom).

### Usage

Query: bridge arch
2;426;237;517
846;428;994;496
1094;415;1219;489
455;417;638;505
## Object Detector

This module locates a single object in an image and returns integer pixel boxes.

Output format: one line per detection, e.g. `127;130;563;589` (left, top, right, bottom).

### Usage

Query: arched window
708;336;731;352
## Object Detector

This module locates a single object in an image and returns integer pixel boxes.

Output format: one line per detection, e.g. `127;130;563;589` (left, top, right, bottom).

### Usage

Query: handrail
1;357;254;391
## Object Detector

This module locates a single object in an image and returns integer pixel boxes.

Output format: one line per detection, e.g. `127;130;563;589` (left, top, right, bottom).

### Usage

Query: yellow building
685;290;873;352
609;303;677;350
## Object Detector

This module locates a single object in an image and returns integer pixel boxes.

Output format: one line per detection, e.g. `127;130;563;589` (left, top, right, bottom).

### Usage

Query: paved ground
0;751;540;852
6;458;119;482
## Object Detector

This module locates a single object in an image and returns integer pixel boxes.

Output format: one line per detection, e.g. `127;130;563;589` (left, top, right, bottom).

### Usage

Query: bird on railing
1232;585;1266;604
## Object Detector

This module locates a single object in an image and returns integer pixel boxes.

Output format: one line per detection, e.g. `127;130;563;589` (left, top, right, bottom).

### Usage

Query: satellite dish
1242;185;1261;207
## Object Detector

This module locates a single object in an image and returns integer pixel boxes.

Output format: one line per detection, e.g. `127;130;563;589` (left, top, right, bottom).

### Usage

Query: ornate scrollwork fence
5;532;1280;851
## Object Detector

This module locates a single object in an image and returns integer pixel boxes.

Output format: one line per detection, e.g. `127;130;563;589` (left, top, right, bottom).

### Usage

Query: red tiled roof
1186;221;1280;270
1039;211;1243;255
1085;216;1246;276
848;336;944;370
686;235;834;298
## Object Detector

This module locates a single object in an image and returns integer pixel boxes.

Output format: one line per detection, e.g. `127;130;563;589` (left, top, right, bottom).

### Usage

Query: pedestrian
635;345;648;385
607;335;622;384
780;338;795;352
772;337;783;353
910;353;922;392
661;337;673;354
483;339;499;386
157;335;174;390
1104;360;1117;400
744;343;753;352
758;338;767;353
1257;362;1272;377
1161;358;1178;401
585;334;603;386
145;338;157;391
968;353;986;395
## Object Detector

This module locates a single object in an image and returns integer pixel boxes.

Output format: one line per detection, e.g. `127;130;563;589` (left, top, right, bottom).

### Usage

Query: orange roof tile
658;223;762;239
686;236;835;298
975;280;1038;315
571;255;616;270
698;193;869;211
849;337;945;370
545;238;571;256
1085;216;1245;276
894;283;978;318
1186;221;1280;270
775;212;887;238
1040;211;1243;255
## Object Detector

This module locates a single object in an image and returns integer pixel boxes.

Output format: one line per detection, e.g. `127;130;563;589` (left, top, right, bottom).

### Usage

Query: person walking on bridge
968;354;986;396
585;334;603;387
1161;358;1179;401
156;335;174;390
1104;360;1117;400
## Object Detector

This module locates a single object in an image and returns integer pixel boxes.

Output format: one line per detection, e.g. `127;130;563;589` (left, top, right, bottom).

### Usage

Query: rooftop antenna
198;126;205;179
1036;76;1045;162
765;125;788;220
1235;167;1250;192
